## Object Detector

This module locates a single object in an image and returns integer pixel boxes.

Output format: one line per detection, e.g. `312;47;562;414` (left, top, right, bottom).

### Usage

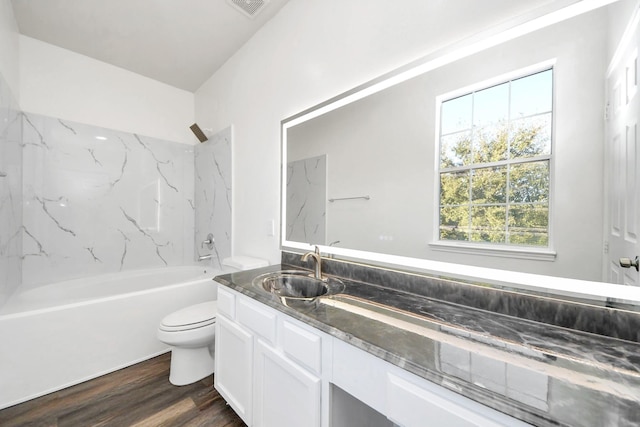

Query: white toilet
157;256;268;386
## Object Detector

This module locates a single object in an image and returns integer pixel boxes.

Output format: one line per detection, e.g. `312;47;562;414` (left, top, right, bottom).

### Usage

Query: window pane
441;94;472;134
508;204;549;246
510;69;553;118
472;123;509;164
440;131;471;168
438;68;552;248
440;171;469;206
510;113;551;158
440;205;470;241
509;161;549;203
473;82;509;127
471;166;507;204
470;206;506;243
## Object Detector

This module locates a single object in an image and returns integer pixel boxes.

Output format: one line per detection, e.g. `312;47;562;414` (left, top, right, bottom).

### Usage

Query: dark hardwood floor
0;353;246;427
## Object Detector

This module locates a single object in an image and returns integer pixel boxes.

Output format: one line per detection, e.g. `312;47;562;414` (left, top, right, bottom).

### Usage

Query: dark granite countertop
214;263;640;427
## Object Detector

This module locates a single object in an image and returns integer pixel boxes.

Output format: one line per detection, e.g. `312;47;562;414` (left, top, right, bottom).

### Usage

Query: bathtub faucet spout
198;254;212;261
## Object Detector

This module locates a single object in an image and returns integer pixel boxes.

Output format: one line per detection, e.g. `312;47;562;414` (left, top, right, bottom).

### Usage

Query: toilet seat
159;301;217;332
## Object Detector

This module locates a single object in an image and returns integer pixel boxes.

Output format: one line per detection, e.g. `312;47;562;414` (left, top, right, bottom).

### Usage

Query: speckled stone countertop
214;260;640;427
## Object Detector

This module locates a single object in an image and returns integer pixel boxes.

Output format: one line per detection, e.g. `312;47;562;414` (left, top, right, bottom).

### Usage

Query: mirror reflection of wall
285;5;618;281
286;155;327;245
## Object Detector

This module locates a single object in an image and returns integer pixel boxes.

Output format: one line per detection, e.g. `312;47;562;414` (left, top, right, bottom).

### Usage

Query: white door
214;315;254;426
605;10;640;286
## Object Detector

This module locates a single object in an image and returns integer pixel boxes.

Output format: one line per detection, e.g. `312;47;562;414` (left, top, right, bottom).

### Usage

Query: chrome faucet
198;254;212;261
301;246;323;280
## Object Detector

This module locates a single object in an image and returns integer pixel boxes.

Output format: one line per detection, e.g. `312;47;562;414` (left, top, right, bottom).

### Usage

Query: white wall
194;0;603;265
0;0;19;96
607;0;638;58
19;36;195;144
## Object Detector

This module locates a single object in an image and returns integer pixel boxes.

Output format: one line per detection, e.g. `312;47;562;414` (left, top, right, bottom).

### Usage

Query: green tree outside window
438;69;552;247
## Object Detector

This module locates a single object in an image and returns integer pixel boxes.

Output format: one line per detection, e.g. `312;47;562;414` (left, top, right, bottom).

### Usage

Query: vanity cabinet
216;285;530;427
215;287;323;427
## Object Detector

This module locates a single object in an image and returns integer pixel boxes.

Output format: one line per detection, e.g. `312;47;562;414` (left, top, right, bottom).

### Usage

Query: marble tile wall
21;113;195;286
194;126;232;269
0;74;22;305
286;155;326;245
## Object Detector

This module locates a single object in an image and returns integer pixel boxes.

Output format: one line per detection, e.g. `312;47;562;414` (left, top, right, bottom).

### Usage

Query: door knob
619;256;639;271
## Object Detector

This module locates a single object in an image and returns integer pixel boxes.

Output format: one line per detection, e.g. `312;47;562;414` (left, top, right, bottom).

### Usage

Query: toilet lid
160;301;217;331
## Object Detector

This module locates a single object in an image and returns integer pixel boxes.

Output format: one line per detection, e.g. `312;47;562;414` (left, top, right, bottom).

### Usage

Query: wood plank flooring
0;353;246;427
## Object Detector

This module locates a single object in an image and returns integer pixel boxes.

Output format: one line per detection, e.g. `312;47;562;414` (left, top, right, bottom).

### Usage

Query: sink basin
252;270;344;301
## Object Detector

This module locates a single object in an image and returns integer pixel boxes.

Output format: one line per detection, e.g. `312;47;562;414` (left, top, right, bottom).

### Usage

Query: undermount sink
252;270;344;301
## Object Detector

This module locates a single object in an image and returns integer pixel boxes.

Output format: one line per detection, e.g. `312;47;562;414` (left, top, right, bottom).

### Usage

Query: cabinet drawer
386;372;530;427
217;287;236;319
282;319;322;374
237;297;277;343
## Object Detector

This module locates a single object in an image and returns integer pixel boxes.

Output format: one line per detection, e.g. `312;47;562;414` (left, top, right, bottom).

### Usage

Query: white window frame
431;61;557;261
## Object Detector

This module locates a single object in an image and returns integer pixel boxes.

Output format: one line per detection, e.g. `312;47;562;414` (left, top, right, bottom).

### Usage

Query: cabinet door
254;339;321;427
215;315;253;426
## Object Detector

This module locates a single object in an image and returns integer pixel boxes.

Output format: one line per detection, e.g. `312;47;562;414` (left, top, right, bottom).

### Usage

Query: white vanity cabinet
215;286;324;427
216;285;531;427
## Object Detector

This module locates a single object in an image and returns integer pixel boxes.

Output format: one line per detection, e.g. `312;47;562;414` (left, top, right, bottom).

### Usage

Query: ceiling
11;0;291;92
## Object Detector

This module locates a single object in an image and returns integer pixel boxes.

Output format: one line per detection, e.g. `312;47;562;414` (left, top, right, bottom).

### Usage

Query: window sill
429;241;556;261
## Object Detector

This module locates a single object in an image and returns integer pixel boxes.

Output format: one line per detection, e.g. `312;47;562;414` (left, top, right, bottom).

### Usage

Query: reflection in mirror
282;0;640;300
438;69;553;247
286;155;327;244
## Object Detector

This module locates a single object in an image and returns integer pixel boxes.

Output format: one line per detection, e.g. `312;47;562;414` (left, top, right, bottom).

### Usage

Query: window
438;68;552;247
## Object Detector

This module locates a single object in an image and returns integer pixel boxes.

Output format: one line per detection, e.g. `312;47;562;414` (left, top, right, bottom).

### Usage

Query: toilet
157;256;268;386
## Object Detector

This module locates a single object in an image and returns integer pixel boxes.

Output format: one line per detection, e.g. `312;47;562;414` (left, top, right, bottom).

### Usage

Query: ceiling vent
227;0;269;18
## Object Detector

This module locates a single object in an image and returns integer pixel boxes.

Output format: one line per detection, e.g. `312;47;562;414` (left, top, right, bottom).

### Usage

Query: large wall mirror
282;0;640;304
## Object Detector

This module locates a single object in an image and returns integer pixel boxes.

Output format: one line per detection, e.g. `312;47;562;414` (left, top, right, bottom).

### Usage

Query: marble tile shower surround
286;155;326;245
0;74;22;305
21;113;195;286
194;127;231;269
282;251;640;343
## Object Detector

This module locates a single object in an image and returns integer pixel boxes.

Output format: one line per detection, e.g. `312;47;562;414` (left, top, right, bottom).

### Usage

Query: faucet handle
201;233;214;249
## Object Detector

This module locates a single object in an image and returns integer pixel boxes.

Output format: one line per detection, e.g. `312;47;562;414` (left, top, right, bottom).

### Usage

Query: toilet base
168;345;215;386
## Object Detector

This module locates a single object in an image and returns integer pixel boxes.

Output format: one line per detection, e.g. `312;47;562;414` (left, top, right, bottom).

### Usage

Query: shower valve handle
202;233;214;250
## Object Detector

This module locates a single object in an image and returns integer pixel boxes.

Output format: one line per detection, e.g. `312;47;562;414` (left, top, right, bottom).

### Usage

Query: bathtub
0;266;221;410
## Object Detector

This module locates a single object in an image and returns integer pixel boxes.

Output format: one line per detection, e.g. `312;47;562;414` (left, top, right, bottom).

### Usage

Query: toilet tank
222;256;269;272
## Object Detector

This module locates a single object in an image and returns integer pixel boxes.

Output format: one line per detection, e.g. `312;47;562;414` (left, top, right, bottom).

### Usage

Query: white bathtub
0;266;221;410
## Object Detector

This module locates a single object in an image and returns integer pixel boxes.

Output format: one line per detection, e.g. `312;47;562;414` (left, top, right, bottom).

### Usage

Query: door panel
606;18;640;286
